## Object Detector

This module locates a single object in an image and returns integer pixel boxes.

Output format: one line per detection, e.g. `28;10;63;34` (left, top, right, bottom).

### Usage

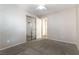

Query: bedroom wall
75;5;79;49
0;5;26;50
47;7;76;44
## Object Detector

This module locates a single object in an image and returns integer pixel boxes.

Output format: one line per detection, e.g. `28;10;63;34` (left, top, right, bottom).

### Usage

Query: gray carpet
0;39;79;55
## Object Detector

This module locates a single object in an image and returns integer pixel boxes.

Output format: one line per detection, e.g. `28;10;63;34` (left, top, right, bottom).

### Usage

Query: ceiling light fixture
36;5;47;10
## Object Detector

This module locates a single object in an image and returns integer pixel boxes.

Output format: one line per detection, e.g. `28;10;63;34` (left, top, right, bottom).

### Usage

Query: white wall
0;5;26;50
47;7;76;44
75;5;79;49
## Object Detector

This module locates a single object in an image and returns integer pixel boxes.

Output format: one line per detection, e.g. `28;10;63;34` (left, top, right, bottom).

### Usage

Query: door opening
26;15;36;41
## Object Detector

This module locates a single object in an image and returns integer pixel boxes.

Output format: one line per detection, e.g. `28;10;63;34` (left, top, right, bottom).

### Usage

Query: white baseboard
49;39;75;44
0;41;26;51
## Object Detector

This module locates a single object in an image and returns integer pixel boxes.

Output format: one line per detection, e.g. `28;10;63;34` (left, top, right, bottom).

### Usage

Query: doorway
26;15;36;41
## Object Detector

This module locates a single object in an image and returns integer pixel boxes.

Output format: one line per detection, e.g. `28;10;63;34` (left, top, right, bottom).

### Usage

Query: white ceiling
0;4;76;17
0;4;75;16
0;4;75;17
18;4;76;17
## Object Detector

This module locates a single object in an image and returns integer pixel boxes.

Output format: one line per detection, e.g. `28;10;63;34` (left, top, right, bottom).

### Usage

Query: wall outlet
7;40;10;43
